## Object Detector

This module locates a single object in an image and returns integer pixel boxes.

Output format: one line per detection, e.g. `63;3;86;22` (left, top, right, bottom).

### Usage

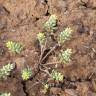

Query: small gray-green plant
21;68;32;81
58;27;72;45
0;63;15;80
0;93;11;96
59;49;72;64
51;69;63;82
6;41;23;54
44;15;57;32
37;32;46;45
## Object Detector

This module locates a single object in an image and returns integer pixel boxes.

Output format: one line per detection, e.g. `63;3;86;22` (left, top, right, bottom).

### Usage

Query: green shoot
21;68;32;81
37;32;46;45
0;93;11;96
6;41;23;54
44;15;57;32
59;49;72;64
58;27;72;45
51;69;63;82
0;63;15;80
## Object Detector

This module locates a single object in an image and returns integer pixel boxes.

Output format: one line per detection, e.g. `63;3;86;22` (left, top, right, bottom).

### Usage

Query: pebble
14;57;27;70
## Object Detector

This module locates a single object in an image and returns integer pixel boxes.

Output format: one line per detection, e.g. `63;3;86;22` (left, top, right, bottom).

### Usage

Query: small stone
65;89;78;96
50;87;61;95
15;57;27;70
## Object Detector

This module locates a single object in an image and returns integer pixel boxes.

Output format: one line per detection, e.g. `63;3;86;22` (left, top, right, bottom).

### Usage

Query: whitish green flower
6;41;23;54
42;83;49;94
21;68;32;81
51;70;63;82
0;63;15;80
44;15;57;32
58;27;72;45
59;49;72;64
0;93;11;96
37;32;46;45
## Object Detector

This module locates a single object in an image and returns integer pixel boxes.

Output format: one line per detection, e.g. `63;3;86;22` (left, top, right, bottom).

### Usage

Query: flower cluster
0;93;11;96
37;32;46;45
51;69;63;82
59;49;72;64
58;27;72;45
44;15;57;32
0;63;15;80
6;41;23;54
42;83;49;94
21;68;32;81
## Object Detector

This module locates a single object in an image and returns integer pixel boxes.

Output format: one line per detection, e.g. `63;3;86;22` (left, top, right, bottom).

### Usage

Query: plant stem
41;44;59;64
41;61;61;66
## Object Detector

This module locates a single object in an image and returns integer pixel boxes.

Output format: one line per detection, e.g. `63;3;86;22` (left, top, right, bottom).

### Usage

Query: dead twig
38;41;47;63
40;44;59;64
40;61;61;66
39;66;51;76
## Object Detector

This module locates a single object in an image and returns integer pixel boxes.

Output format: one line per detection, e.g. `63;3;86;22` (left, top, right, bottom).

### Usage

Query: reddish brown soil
0;0;96;96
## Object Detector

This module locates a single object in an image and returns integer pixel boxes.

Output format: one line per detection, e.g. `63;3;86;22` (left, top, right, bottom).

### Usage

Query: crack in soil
21;81;29;96
44;0;51;16
80;0;96;10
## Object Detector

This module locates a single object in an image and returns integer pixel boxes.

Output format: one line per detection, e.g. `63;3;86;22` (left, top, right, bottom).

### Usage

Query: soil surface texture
0;0;96;96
